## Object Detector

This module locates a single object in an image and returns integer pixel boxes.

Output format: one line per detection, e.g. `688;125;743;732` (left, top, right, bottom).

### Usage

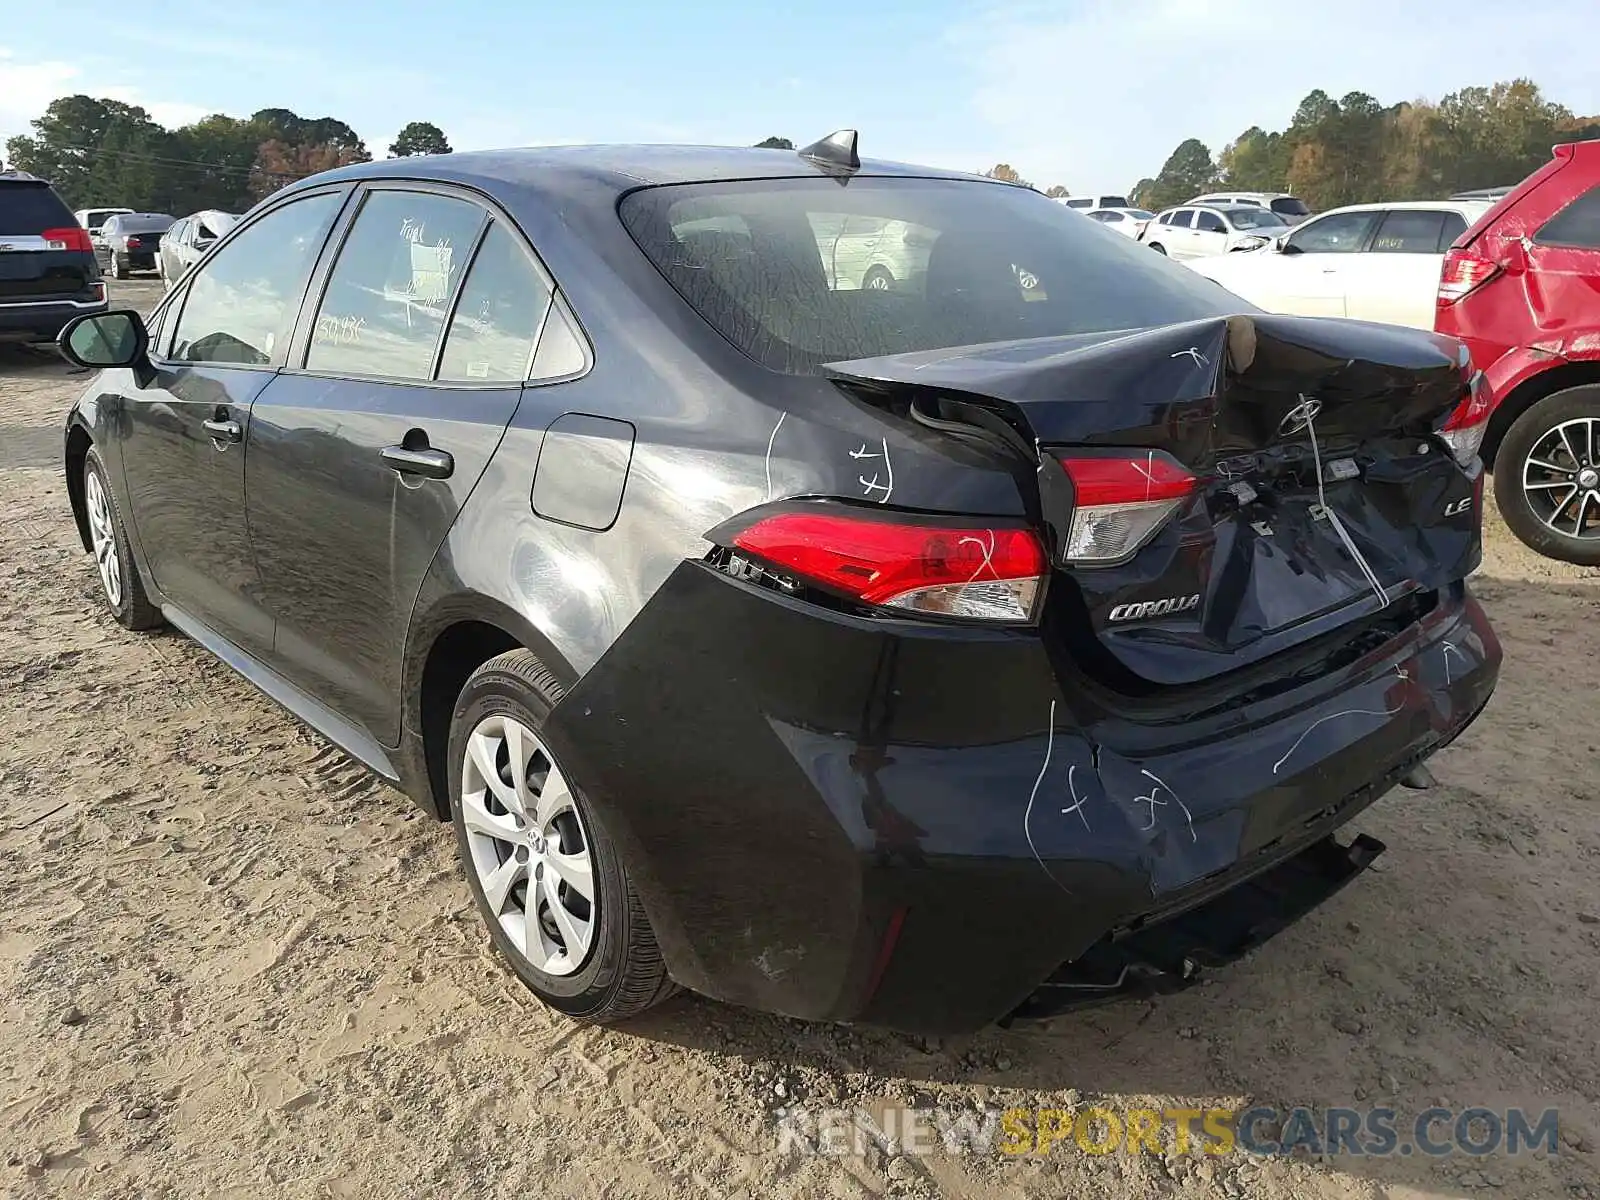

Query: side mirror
59;310;149;369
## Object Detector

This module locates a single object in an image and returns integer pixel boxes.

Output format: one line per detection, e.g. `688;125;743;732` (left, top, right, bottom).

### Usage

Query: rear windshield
620;177;1240;374
1271;197;1311;217
113;214;175;233
0;182;74;235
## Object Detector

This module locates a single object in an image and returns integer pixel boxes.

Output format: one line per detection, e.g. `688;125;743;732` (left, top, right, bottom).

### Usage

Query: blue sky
4;0;1600;194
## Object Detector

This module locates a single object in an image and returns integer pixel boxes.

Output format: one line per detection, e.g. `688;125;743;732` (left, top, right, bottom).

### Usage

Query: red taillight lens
1437;248;1499;306
1439;372;1493;465
42;226;93;253
730;511;1048;623
1058;452;1197;564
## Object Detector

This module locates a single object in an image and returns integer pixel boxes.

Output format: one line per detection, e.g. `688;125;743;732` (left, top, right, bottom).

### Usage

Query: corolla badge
1108;594;1201;622
1279;396;1323;436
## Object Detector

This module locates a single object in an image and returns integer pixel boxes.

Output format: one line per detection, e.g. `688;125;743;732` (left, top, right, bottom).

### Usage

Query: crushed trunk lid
826;313;1482;687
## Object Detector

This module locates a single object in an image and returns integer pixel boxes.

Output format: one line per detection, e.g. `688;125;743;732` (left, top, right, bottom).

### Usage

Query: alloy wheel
460;714;596;976
84;470;122;607
1522;416;1600;541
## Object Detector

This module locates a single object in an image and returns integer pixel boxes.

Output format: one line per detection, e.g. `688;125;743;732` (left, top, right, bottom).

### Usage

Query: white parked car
1058;193;1132;212
1187;191;1312;225
157;209;240;290
1085;207;1155;238
1139;205;1291;259
73;206;134;250
1185;200;1492;330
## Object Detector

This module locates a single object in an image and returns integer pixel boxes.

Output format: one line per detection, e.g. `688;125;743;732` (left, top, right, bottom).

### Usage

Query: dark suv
0;170;106;342
57;137;1500;1035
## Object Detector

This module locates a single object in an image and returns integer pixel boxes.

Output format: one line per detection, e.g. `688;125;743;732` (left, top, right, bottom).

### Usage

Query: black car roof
294;145;999;202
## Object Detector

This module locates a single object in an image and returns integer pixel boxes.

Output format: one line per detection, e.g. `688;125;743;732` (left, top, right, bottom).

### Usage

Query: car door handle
381;445;454;480
202;417;242;443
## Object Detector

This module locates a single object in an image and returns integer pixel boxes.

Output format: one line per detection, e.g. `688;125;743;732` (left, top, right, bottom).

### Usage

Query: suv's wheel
448;650;673;1022
82;447;163;629
1494;384;1600;566
862;265;894;291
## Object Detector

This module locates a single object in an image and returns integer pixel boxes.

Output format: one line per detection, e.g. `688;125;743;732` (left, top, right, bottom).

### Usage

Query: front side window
306;189;486;380
437;222;553;383
1196;211;1226;233
620;176;1238;375
1536;185;1600;249
170;191;343;366
1285;211;1377;254
1370;210;1449;254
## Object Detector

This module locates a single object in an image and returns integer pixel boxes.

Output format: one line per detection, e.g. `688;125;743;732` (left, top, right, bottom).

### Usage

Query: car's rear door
1342;208;1460;329
244;184;559;745
115;187;350;661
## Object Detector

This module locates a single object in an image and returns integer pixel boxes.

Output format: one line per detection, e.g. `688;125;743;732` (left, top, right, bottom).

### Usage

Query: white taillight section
730;512;1049;624
1058;452;1197;565
1439;373;1493;466
1437;248;1500;306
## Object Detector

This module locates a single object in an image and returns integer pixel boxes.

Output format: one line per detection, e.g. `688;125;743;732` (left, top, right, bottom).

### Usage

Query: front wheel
862;265;894;291
1493;384;1600;566
448;650;673;1023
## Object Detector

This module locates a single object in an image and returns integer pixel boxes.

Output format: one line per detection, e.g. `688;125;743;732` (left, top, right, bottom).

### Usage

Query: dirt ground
2;278;1598;1200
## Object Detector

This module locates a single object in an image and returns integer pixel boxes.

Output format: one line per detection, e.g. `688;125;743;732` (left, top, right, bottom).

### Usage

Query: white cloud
953;0;1600;193
0;48;213;149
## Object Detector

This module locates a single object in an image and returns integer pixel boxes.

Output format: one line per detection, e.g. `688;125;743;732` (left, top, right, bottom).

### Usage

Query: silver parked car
158;210;240;290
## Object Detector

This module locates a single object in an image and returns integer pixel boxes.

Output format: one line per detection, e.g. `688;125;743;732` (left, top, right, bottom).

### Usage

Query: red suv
1436;137;1600;565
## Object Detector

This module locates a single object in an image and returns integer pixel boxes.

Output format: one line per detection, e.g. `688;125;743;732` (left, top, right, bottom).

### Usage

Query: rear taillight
729;510;1048;623
1057;451;1197;565
1437;247;1499;306
1439;372;1493;466
42;226;93;253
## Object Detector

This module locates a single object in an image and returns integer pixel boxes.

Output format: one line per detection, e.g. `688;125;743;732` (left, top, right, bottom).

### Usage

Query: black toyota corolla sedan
58;132;1500;1035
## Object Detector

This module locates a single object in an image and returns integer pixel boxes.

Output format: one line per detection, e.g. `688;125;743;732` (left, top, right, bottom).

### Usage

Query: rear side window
1438;212;1469;249
0;182;74;234
306;190;486;380
1271;197;1311;217
437;222;553;383
1535;185;1600;248
170;191;343;366
620;176;1237;375
1065;198;1093;208
1167;210;1194;228
1370;210;1448;253
1100;195;1129;209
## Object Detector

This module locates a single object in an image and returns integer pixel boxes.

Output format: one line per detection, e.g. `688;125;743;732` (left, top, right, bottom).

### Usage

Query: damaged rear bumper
541;563;1500;1035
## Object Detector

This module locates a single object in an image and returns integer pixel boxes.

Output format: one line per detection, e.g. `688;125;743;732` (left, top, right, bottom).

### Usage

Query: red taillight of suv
1058;451;1197;564
42;226;94;253
1437;247;1500;306
730;510;1049;623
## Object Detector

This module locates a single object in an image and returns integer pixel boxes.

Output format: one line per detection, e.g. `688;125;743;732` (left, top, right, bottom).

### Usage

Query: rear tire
82;447;163;630
448;650;674;1023
1493;385;1600;566
862;265;894;291
110;253;126;280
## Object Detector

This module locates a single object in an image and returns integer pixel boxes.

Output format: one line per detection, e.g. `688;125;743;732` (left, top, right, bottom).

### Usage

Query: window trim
154;183;356;372
278;177;593;390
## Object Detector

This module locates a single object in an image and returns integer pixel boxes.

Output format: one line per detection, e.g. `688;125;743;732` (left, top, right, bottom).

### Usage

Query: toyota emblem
1279;396;1322;436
